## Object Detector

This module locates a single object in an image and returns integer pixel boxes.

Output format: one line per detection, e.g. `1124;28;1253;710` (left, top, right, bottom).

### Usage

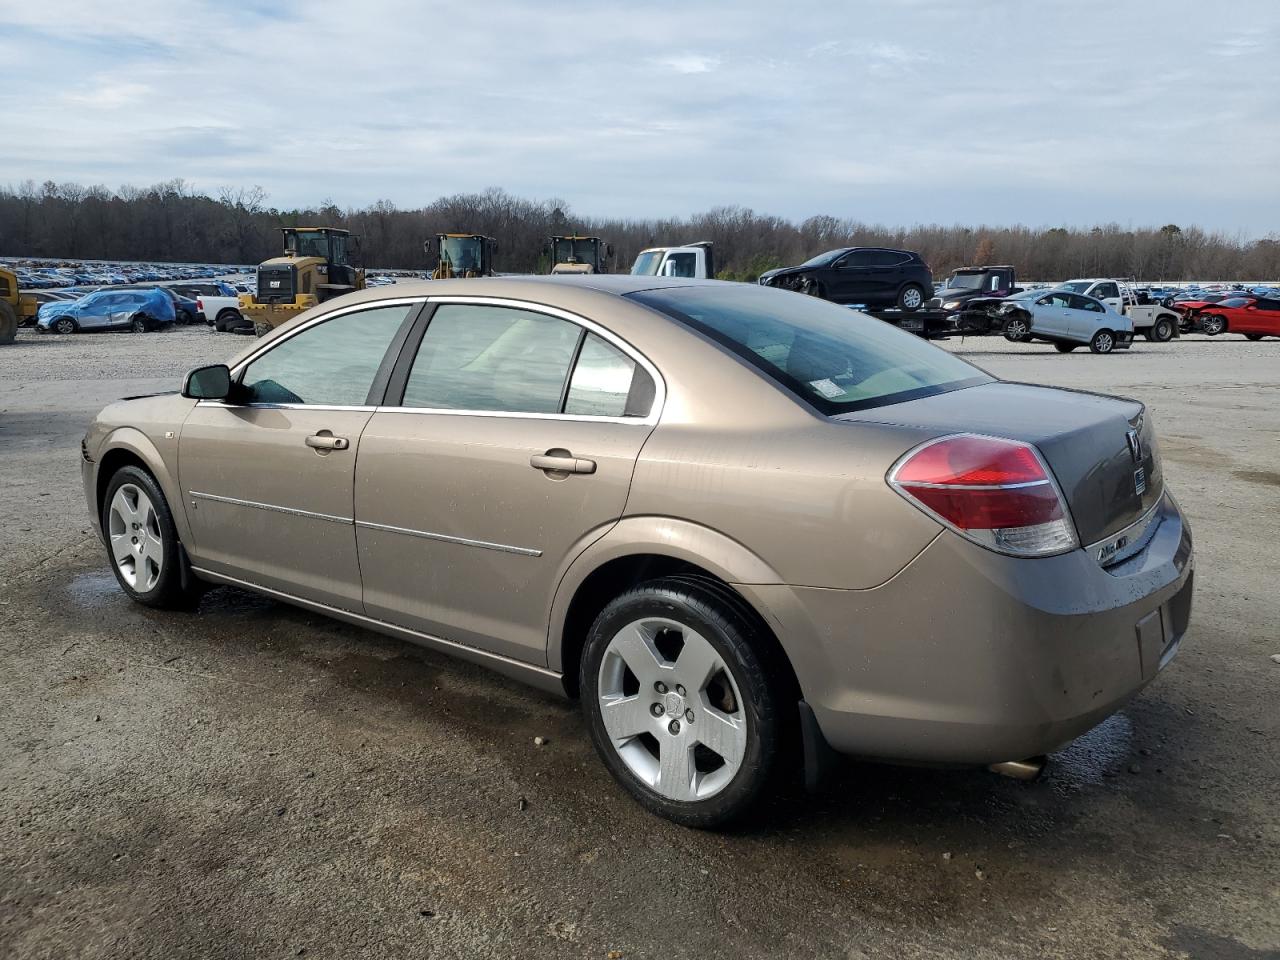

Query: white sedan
1001;290;1133;354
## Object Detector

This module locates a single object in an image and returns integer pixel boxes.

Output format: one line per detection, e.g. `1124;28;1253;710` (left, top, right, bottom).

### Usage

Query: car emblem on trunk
1126;429;1143;463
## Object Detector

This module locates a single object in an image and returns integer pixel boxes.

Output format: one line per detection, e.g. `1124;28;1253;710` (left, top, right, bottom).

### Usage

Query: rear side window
239;305;411;405
402;304;580;413
564;333;639;417
631;285;989;415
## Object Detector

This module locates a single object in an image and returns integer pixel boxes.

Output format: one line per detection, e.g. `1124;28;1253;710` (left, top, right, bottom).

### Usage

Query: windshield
286;230;332;260
551;238;600;265
630;285;991;414
440;236;484;271
799;249;846;268
631;250;664;276
946;273;987;290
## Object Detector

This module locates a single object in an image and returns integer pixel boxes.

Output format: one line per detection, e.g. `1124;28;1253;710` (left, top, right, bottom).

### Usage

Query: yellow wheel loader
241;227;366;337
428;234;498;279
547;235;612;274
0;267;38;344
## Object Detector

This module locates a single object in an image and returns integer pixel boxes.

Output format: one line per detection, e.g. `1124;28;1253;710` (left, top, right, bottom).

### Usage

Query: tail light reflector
197;297;204;311
888;434;1078;557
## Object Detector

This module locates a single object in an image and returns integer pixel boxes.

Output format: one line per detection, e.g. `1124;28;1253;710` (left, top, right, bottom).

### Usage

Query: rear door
354;298;661;665
178;300;418;610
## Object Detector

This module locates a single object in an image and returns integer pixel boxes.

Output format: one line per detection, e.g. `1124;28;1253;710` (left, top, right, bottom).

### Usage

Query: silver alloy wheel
1005;318;1028;341
108;483;164;592
597;617;747;802
1094;332;1114;353
901;286;923;309
54;317;75;334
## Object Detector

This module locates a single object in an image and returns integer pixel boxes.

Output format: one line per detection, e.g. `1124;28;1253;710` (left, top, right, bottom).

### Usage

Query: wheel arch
94;430;189;543
549;518;799;703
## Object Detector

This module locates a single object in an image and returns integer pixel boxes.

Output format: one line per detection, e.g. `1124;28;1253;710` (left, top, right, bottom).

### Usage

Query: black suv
758;248;933;311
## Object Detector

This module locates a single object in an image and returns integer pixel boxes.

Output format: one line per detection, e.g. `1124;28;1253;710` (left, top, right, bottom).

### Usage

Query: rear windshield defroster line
628;286;992;415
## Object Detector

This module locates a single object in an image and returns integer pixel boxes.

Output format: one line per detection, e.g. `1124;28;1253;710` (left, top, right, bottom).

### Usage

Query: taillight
888;434;1078;557
197;298;204;310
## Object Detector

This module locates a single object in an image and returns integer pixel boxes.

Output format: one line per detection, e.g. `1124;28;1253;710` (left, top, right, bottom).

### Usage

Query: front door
178;302;416;610
1032;292;1072;337
354;301;659;665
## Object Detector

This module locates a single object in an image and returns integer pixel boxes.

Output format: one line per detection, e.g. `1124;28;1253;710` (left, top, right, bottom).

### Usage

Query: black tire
897;283;926;312
580;577;785;828
1054;342;1078;353
1201;314;1226;336
216;309;241;330
1151;317;1175;342
801;278;824;299
177;308;193;325
101;465;201;610
0;299;17;344
53;316;77;334
1245;333;1264;341
1089;329;1116;354
1003;315;1031;342
130;316;147;334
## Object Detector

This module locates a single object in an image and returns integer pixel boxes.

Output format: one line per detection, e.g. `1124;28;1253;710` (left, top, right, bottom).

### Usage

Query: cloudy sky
2;0;1277;234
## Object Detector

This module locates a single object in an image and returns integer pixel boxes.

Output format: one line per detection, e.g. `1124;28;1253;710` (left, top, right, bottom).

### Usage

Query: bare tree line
2;179;1277;281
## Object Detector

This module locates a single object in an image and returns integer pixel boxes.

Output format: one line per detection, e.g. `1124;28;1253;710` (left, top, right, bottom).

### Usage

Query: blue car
37;288;176;334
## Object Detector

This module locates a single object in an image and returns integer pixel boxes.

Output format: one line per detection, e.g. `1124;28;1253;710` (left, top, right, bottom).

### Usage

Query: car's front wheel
581;578;784;828
1201;314;1226;336
53;316;77;334
1003;315;1031;342
1090;329;1116;354
102;466;200;609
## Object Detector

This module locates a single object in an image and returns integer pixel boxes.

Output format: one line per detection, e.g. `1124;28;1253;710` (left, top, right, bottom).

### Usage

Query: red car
1199;297;1280;339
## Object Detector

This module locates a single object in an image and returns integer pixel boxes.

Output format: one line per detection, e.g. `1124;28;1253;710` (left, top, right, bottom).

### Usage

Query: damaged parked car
758;247;933;311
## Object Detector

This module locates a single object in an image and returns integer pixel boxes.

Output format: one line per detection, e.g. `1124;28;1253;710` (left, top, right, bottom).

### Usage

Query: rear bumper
739;491;1193;765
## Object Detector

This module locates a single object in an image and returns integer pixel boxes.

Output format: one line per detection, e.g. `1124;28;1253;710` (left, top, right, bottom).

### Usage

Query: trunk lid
837;381;1162;547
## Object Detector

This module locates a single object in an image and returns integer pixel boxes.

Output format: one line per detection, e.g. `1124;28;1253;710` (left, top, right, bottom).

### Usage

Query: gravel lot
1;323;1277;960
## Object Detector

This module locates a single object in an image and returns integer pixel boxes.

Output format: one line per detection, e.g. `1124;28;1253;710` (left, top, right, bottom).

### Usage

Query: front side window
239;304;411;405
663;253;697;278
1093;282;1119;299
402;305;580;413
837;251;873;269
631;285;989;415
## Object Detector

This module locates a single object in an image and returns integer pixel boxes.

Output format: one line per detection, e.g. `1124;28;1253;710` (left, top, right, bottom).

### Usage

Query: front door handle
530;451;596;475
306;433;350;451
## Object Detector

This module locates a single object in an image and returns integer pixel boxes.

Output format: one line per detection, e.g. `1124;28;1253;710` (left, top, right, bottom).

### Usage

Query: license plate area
899;318;924;332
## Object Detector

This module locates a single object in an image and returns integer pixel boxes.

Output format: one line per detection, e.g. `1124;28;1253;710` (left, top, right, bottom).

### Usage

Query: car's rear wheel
130;316;147;334
54;316;77;334
1054;342;1078;353
102;466;200;609
581;578;784;828
1090;329;1116;354
1151;317;1175;342
1201;314;1226;336
1003;316;1030;342
897;284;926;311
177;308;193;325
216;309;241;331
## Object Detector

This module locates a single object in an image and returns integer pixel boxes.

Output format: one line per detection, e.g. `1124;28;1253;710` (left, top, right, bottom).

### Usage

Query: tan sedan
82;276;1194;826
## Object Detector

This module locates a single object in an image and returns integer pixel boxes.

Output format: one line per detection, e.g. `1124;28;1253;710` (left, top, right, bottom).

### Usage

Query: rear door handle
530;452;596;475
306;433;349;451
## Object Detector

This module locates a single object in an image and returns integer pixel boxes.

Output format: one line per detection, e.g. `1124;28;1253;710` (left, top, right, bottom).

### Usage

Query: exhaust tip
987;756;1047;781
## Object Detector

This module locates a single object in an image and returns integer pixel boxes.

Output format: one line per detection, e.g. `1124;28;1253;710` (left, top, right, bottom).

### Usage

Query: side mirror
183;364;232;400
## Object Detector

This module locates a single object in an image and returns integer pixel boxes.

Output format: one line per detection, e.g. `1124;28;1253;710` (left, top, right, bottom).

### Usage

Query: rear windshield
629;284;992;414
